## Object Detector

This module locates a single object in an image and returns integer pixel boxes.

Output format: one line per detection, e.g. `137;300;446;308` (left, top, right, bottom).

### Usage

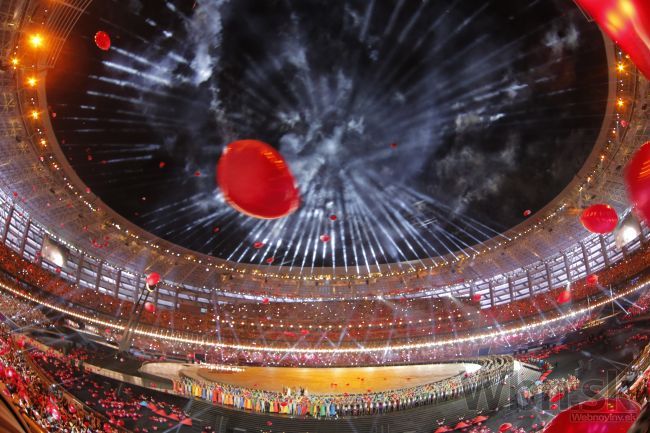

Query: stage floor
178;362;480;395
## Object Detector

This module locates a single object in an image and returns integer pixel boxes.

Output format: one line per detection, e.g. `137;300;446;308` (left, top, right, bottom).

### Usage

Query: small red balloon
550;392;565;403
144;302;155;313
217;140;300;219
320;234;331;242
620;120;629;128
626;142;650;224
557;290;571;305
146;272;160;287
579;204;618;234
543;398;639;433
94;31;111;51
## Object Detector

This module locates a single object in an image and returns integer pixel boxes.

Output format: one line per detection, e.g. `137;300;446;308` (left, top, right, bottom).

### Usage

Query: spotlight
28;33;44;48
615;211;641;249
30;110;39;120
26;76;37;87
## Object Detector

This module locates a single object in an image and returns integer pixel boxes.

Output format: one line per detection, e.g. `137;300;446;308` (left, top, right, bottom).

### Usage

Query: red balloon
543;398;639;433
586;274;599;286
94;31;111;51
217;140;300;219
144;302;155;313
146;272;160;287
557;290;572;305
498;423;512;432
523;209;532;217
574;0;650;78
580;204;618;234
550;392;565;403
625;142;650;224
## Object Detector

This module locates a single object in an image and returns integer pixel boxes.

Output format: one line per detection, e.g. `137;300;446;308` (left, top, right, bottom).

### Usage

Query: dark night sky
46;0;609;268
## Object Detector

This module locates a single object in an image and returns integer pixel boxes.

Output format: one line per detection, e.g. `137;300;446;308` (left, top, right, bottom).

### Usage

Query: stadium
0;0;650;432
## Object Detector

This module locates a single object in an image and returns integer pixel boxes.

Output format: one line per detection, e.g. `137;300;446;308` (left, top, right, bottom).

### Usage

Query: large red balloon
94;31;111;51
574;0;650;79
543;398;639;433
580;204;618;234
625;142;650;224
217;140;300;219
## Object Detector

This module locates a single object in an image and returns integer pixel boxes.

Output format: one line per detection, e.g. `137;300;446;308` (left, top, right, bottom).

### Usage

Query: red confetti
213;227;220;233
265;257;274;264
87;155;93;161
329;214;337;221
159;161;166;168
320;234;331;242
86;187;91;193
390;142;398;149
253;242;264;249
194;170;201;177
262;298;270;304
620;120;629;128
523;209;532;217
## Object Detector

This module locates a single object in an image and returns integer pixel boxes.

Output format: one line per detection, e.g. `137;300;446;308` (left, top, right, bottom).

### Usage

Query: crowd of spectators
0;323;110;432
0;237;647;354
31;349;194;432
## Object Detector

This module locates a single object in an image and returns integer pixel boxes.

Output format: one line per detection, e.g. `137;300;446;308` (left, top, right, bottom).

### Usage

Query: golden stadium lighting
617;98;625;108
26;76;37;87
28;33;44;49
617;63;625;72
39;138;47;146
30;110;39;120
10;57;19;68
